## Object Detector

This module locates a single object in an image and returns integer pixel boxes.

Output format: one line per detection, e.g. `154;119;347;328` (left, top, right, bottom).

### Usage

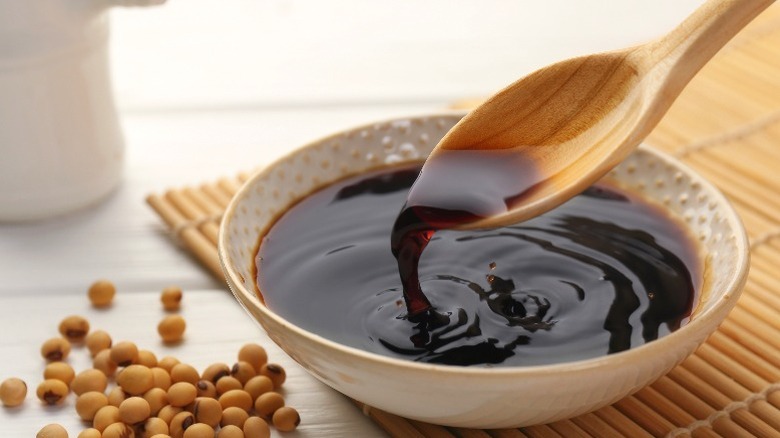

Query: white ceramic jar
0;0;164;221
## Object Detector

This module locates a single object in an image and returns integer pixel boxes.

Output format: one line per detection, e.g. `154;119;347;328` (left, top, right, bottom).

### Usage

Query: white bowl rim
218;111;750;378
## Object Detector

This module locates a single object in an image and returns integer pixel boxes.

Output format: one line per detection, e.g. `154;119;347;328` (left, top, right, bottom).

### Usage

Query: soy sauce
255;164;699;367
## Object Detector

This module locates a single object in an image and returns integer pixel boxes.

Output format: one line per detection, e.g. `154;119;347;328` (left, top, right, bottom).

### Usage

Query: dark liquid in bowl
255;164;700;367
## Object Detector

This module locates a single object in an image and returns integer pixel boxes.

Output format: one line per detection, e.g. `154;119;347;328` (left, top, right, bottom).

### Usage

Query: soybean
93;349;118;377
273;406;301;432
143;387;168;416
158;356;181;373
110;341;139;367
107;387;127;407
169;411;195;438
152;367;172;390
167;382;197;407
158;315;186;344
201;363;230;383
216;425;243;438
230;361;256;385
41;337;71;362
243;375;273;401
215;376;242;395
36;424;68;438
138;350;159;368
254;392;284;420
259;363;286;389
218;389;253;412
141;417;169;438
237;344;267;373
219;407;248;428
102;422;135;438
0;377;27;407
77;429;101;438
161;286;183;311
36;379;69;405
58;315;90;343
242;417;270;438
157;404;183;425
75;391;108;421
195;380;216;399
43;363;74;387
170;363;199;385
87;279;115;307
85;330;112;357
183;423;213;438
117;365;155;395
119;396;151;424
92;405;120;432
192;397;222;428
71;369;108;396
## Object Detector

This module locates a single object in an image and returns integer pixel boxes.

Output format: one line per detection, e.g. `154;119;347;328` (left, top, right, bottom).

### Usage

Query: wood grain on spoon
433;0;774;229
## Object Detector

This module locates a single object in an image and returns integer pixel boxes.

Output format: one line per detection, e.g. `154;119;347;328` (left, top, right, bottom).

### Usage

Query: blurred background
111;0;705;182
113;0;704;110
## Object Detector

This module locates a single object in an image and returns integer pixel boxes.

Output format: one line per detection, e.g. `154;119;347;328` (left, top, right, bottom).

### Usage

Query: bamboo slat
613;396;677;436
147;4;780;437
546;420;590;438
592;406;654;438
447;428;493;438
409;420;457;438
488;429;529;438
570;414;625;437
520;424;562;438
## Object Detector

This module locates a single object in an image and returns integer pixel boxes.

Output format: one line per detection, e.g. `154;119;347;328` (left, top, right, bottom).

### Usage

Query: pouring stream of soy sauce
391;149;543;318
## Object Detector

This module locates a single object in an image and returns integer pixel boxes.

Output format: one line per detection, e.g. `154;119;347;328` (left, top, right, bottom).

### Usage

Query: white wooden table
0;1;703;436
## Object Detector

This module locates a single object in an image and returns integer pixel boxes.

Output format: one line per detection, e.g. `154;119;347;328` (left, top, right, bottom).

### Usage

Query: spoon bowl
431;0;773;229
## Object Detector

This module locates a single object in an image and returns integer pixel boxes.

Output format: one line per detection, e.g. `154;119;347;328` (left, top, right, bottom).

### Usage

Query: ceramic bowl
218;112;749;428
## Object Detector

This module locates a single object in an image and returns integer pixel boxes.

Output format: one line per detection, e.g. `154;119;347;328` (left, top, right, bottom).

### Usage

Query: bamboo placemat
147;6;780;437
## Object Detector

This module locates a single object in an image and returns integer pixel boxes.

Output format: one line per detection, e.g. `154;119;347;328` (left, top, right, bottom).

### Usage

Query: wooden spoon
428;0;773;229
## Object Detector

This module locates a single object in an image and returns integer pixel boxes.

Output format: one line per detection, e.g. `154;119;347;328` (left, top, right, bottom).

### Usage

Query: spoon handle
637;0;774;96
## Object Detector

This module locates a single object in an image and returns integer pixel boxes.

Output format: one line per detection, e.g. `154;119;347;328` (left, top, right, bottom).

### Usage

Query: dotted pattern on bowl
606;153;739;316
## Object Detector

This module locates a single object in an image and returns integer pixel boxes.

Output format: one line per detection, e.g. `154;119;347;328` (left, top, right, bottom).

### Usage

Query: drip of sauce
391;149;542;317
256;164;699;367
